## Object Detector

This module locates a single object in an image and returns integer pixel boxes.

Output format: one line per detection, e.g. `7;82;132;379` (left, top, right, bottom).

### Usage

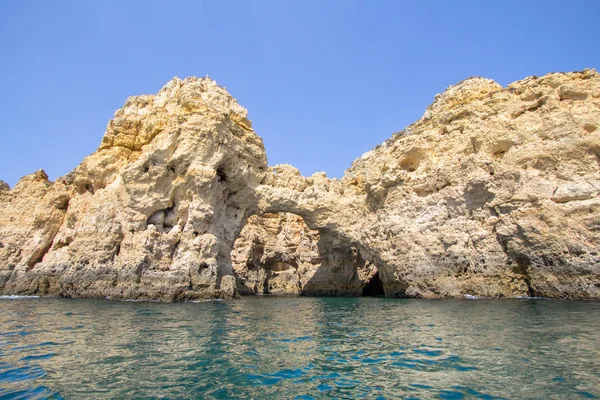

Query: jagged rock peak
98;75;253;153
347;68;599;173
0;75;267;301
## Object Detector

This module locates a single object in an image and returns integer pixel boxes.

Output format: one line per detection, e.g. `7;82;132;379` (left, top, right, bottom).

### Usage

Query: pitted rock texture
231;213;378;296
1;69;599;300
258;70;600;299
1;77;266;300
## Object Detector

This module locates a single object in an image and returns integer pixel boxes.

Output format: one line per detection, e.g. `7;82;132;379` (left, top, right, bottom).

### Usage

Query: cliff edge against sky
1;70;599;300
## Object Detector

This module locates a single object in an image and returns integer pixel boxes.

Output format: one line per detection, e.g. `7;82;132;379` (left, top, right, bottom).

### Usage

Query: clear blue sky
1;1;599;187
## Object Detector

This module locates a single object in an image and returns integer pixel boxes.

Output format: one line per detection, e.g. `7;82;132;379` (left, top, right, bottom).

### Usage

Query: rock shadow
230;212;384;297
362;271;385;297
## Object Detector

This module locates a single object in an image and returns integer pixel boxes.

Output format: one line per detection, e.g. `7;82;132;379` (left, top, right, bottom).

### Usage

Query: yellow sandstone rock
1;70;599;300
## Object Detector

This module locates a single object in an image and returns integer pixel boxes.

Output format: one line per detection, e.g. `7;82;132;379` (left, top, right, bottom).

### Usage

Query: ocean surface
0;296;599;399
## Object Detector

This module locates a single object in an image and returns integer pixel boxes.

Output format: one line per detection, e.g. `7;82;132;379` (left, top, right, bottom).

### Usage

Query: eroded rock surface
258;70;600;299
1;70;599;300
231;213;378;296
1;77;266;300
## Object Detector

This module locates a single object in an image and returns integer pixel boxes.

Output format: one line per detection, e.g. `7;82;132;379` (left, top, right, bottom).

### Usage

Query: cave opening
216;167;227;182
362;271;385;297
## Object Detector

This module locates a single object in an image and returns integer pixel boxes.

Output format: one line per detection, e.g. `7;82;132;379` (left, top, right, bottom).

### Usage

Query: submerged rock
1;70;599;300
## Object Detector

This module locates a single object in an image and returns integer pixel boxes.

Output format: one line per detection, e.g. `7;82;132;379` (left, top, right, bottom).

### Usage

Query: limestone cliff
1;70;599;300
258;70;600;299
1;77;266;300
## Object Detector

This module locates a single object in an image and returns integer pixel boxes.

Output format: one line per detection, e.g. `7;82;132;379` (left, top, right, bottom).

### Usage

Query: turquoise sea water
0;296;599;399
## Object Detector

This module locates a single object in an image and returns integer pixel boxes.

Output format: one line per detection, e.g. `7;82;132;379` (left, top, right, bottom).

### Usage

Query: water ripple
0;297;599;398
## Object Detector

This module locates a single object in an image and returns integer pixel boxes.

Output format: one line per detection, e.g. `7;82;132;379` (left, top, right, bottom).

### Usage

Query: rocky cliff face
1;70;599;300
1;77;267;300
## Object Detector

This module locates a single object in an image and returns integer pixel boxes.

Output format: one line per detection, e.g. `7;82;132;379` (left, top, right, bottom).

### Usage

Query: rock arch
230;211;382;297
2;70;600;300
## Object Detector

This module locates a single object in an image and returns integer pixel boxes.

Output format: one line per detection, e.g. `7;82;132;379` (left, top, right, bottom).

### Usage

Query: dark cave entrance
362;271;385;297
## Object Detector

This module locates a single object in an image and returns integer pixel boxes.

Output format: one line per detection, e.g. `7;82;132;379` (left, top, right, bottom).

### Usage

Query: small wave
0;295;40;299
20;353;55;361
0;365;46;384
189;298;226;303
105;297;223;304
463;294;480;300
0;386;61;400
106;297;163;303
